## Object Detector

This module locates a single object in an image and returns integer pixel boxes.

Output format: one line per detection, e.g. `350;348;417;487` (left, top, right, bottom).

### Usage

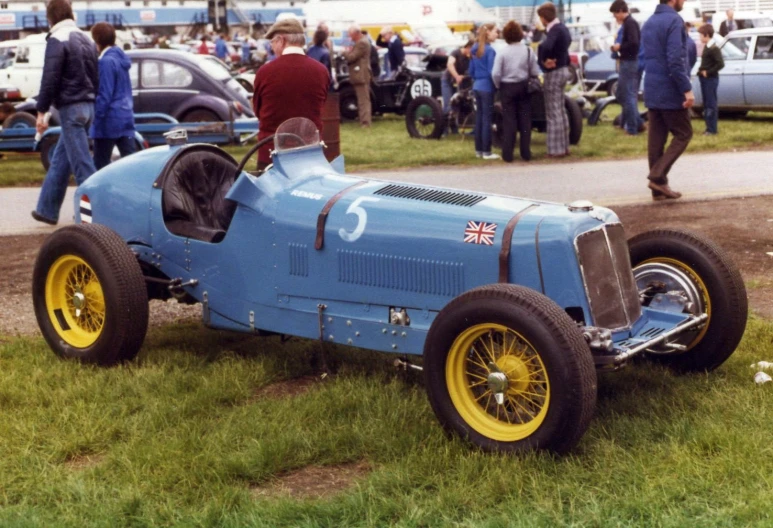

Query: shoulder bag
526;47;542;94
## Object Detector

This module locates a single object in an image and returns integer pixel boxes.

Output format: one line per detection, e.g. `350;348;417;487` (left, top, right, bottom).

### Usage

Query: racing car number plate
410;79;433;99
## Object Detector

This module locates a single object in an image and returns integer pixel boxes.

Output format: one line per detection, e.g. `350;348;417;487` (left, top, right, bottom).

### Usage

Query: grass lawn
2;109;772;187
1;314;772;526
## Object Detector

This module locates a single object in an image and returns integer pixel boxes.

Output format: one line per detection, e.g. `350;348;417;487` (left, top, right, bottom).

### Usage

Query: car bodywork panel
76;142;693;358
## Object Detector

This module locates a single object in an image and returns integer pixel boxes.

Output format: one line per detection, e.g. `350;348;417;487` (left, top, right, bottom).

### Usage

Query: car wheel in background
423;284;597;454
606;79;618;98
39;134;58;171
181;109;220;123
406;96;445;139
3;112;37;129
32;224;149;366
565;96;583;145
629;229;748;372
338;86;359;121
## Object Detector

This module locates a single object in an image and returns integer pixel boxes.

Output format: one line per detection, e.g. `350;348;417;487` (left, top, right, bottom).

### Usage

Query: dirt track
1;195;771;337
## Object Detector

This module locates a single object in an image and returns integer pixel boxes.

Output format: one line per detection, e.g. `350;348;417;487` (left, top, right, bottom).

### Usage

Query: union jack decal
463;220;498;246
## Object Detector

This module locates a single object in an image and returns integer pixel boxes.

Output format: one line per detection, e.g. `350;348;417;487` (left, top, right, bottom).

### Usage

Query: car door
743;34;773;106
138;59;197;118
717;35;751;107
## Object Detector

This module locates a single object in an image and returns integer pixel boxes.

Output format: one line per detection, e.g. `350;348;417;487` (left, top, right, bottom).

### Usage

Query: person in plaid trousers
537;2;572;157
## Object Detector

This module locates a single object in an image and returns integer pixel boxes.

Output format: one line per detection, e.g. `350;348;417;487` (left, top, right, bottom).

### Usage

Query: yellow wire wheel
446;323;550;442
32;224;150;365
45;255;106;348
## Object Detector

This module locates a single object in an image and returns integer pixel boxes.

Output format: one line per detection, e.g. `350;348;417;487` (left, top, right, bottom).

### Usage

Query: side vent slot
374;184;486;207
289;243;309;277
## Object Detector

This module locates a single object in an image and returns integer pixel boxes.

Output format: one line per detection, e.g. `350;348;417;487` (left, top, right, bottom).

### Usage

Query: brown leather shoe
648;181;682;200
652;194;667;202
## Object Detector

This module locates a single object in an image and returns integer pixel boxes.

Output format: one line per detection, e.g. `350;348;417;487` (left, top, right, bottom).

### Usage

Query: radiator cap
568;200;594;212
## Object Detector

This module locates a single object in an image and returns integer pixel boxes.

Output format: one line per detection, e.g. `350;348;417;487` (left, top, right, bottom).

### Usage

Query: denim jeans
93;136;137;170
474;89;494;155
441;75;455;114
34;102;96;222
617;60;642;134
700;75;719;134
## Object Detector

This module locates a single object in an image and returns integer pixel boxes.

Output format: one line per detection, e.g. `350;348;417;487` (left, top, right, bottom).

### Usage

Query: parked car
578;35;619;95
32;117;747;455
3;33;47;99
14;49;254;125
692;27;773;114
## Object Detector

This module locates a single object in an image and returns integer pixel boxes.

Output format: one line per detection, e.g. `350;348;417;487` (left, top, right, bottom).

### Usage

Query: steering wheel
235;132;307;178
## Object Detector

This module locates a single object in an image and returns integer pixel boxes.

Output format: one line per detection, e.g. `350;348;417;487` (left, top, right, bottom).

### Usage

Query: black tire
565;96;583;145
32;224;149;366
3;112;37;129
607;79;618;98
567;64;579;85
424;284;597;454
405;96;444;139
491;104;503;149
628;229;748;372
181;109;220;123
339;85;359;121
39;134;58;171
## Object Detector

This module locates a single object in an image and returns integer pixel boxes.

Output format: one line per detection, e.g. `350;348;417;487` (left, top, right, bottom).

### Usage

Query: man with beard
640;0;694;201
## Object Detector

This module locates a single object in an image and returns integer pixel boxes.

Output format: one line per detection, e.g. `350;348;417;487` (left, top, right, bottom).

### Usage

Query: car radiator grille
575;223;641;330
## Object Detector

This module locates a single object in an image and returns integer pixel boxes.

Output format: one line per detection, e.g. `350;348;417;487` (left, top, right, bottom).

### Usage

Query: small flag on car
464;220;497;246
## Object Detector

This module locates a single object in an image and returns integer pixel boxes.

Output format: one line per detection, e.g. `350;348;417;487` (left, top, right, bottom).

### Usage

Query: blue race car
32;118;747;454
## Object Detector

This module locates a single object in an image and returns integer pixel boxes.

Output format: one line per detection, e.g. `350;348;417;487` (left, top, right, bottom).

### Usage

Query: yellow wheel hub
45;255;105;348
446;323;550;442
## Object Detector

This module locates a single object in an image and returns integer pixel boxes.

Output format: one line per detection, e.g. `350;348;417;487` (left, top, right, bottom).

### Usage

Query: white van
4;33;48;99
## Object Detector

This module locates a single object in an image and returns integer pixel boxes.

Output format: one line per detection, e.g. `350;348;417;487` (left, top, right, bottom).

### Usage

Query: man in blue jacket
31;0;99;225
378;26;405;77
90;22;136;170
641;0;694;201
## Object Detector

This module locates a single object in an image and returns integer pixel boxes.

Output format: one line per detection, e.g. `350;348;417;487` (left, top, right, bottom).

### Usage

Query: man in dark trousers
641;0;694;201
610;0;643;135
378;26;405;76
251;19;329;171
31;0;98;225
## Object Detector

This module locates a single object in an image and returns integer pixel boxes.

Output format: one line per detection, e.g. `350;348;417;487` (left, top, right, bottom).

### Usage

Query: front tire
424;284;597;454
629;229;747;372
39;135;57;171
32;224;149;365
565;96;583;145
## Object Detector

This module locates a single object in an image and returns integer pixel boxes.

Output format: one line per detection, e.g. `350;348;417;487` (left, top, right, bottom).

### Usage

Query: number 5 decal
339;196;380;242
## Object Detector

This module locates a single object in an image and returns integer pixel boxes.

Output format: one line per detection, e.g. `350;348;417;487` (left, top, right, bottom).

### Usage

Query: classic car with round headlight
33;118;747;455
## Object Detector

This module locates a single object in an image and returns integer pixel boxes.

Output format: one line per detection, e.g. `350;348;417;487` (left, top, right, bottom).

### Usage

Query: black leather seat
161;148;238;243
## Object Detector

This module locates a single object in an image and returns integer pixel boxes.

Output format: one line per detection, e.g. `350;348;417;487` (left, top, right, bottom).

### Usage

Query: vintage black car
335;46;443;121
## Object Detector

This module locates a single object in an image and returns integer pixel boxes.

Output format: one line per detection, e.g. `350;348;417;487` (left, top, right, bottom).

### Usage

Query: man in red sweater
252;19;330;171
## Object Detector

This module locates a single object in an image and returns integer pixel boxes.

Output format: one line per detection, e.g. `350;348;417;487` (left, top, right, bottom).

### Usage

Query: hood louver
373;184;486;207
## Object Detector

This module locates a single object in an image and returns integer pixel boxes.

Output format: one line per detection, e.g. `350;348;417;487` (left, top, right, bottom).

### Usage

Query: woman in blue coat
469;23;500;160
90;22;136;170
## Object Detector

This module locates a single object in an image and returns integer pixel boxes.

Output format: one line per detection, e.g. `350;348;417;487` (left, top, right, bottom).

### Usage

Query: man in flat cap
252;18;329;171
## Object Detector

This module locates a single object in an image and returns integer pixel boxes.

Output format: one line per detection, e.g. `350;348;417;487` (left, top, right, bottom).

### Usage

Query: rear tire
338;86;359;121
32;224;149;366
405;96;444;139
565;96;583;145
181;109;220;123
3;112;36;129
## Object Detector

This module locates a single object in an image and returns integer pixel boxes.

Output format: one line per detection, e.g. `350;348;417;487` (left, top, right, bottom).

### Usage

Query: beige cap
265;19;305;39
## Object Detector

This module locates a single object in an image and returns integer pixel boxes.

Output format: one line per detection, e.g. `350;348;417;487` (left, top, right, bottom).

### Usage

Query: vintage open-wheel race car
33;118;747;454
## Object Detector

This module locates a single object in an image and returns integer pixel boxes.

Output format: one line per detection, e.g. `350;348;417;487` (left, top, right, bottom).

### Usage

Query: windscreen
274;118;320;152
